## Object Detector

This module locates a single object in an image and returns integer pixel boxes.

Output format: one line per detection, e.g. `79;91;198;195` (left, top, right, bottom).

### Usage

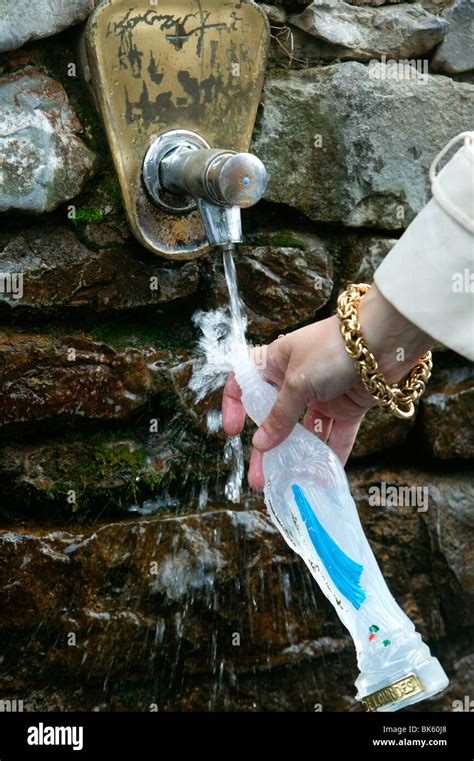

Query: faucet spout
143;129;267;248
197;199;242;247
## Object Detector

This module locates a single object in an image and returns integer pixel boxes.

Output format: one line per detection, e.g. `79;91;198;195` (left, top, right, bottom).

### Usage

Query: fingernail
252;428;271;450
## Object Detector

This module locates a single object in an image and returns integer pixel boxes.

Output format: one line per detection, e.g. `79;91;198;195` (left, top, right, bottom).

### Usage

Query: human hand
222;284;434;490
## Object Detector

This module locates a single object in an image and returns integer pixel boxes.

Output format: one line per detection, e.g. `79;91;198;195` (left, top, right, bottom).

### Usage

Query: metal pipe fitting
161;148;268;209
143;129;268;247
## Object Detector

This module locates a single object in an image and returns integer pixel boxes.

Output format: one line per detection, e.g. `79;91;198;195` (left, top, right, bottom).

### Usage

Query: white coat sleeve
374;134;474;361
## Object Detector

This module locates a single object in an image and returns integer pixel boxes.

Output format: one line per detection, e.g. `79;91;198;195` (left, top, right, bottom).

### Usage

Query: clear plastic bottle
233;355;449;711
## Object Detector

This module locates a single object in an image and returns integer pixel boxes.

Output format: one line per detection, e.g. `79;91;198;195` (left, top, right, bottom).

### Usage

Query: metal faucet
80;0;270;259
143;129;268;248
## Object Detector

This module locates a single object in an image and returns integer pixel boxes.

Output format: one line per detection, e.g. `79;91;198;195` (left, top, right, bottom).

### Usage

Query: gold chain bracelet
337;284;433;419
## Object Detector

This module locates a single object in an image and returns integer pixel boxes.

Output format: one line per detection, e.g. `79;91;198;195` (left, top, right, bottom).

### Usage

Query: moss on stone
89;314;195;351
249;230;308;249
0;429;174;516
71;205;104;226
48;434;157;511
0;390;229;518
99;174;124;212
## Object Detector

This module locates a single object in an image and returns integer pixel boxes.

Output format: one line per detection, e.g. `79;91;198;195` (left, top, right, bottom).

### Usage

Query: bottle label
361;674;425;711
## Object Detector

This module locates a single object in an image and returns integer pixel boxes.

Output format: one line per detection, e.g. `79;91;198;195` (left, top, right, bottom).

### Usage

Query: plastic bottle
233;355;449;712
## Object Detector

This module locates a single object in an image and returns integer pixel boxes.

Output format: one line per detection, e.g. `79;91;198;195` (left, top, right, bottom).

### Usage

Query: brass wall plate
83;0;270;260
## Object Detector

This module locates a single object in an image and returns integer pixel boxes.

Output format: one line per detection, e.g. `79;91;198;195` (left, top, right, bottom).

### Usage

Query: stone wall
0;0;472;712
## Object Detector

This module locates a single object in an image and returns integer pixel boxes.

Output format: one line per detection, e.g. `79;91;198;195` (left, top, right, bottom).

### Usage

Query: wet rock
420;365;474;459
432;0;474;74
290;2;447;61
0;68;96;213
349;466;474;633
0;0;95;53
419;469;474;626
0;224;200;313
329;235;396;299
0;328;166;430
0;507;352;710
350;404;416;458
0;465;471;710
156;352;224;435
0;421;217;520
236;242;333;337
252;63;474;229
0;343;232;519
440;654;474;709
204;233;334;339
0;436;165;519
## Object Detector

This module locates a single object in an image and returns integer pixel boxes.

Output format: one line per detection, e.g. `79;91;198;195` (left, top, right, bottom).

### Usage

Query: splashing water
189;245;250;503
206;410;222;433
223;436;244;503
198;481;209;511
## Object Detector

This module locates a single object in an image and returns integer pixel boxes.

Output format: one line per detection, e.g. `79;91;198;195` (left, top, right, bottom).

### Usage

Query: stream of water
189;244;250;504
222;245;247;349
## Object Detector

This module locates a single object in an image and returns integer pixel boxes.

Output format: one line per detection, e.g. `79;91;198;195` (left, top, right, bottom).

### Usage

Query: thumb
252;378;305;452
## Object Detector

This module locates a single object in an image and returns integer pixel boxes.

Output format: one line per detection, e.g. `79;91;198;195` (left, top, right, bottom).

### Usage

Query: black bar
0;711;472;759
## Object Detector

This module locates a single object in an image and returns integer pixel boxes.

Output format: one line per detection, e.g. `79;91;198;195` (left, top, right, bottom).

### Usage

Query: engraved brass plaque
361;673;425;711
84;0;270;259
